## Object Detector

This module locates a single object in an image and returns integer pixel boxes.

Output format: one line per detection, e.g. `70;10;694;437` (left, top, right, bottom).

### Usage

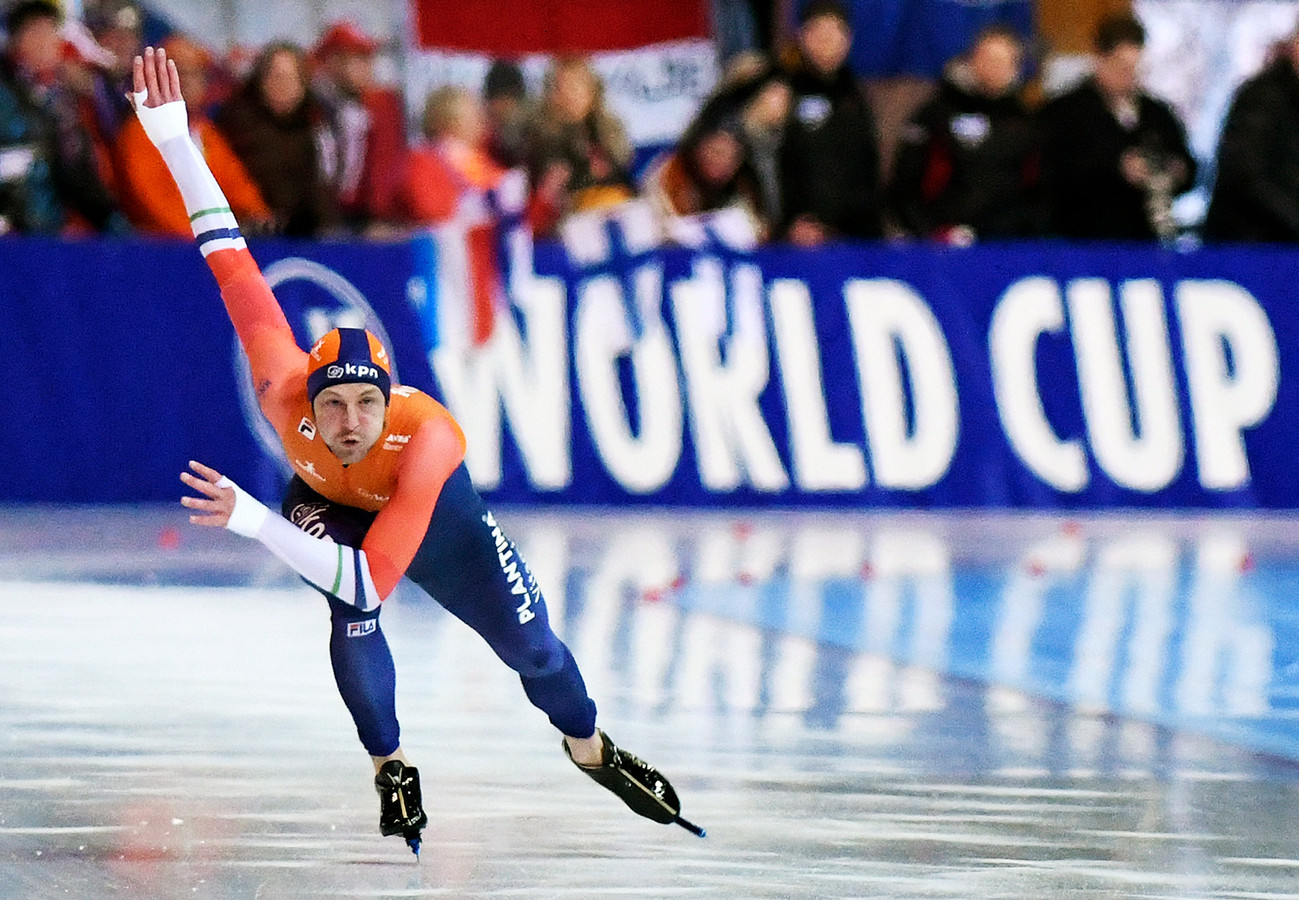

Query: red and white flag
405;0;716;148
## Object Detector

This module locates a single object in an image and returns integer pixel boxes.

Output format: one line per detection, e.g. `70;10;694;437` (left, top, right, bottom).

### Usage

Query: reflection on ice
3;507;1299;898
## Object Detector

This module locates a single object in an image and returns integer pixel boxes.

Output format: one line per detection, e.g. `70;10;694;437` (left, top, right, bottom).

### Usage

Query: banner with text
1;236;1296;507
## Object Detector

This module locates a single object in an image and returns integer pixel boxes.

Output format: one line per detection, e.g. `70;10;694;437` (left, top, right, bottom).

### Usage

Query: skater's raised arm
131;47;302;428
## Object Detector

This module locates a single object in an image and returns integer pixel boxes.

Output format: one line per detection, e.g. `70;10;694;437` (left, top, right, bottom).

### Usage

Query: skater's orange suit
207;248;466;599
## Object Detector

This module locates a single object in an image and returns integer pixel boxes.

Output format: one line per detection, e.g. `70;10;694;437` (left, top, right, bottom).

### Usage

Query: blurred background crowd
1;0;1296;247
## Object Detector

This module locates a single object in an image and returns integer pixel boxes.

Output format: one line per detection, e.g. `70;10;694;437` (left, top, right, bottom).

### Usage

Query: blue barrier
1;235;1296;507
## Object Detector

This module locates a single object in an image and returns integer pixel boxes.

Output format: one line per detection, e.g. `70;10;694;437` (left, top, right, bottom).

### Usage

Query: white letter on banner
1176;280;1279;490
844;279;958;489
1068;278;1182;492
431;277;571;490
769;279;867;491
672;258;789;492
990;276;1088;492
575;275;683;493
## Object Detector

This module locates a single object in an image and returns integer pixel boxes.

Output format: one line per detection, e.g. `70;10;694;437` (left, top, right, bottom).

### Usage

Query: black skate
374;759;428;856
564;731;705;837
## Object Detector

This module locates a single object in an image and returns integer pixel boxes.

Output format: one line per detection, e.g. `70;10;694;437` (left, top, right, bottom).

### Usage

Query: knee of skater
510;646;564;679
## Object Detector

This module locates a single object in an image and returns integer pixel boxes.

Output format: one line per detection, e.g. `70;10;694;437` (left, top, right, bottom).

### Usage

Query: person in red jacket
130;46;701;855
311;21;407;235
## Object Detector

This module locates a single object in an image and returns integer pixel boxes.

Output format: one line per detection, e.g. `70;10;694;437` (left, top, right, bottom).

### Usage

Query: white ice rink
4;506;1299;898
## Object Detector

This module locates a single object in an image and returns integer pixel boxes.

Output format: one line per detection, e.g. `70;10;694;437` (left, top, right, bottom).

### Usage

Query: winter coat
214;85;338;237
1203;58;1299;243
0;59;121;234
114;114;270;236
1038;78;1195;241
778;63;883;240
888;74;1045;239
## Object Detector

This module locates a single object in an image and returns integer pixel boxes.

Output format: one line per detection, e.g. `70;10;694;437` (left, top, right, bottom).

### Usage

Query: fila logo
298;417;316;440
346;619;377;638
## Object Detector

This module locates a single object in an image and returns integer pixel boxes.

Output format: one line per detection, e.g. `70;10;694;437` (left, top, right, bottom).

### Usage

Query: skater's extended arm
132;48;302;428
182;460;386;611
181;418;463;607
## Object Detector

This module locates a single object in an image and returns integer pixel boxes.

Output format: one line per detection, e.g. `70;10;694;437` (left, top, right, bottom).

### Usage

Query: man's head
160;35;213;106
1092;13;1146;101
87;0;141;76
968;24;1024;98
5;0;62;75
314;20;377;96
798;0;852;77
306;328;391;464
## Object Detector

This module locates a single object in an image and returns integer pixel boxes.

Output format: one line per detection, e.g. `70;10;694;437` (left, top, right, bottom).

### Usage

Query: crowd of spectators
1;0;1297;246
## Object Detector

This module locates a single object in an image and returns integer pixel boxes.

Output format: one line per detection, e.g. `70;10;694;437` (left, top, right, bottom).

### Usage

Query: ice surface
3;506;1299;898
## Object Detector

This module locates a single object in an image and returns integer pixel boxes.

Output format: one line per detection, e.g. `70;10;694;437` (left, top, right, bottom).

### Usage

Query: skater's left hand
180;460;234;528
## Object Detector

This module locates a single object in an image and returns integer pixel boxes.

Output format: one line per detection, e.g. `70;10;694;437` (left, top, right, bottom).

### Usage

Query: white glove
216;476;269;538
132;93;189;147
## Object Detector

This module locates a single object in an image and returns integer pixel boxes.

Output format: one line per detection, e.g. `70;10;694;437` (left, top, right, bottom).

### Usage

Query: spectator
402;84;504;226
889;24;1044;243
523;55;635;236
1202;27;1299;243
1038;13;1196;242
482;58;529;170
779;0;884;245
83;0;141;140
114;35;271;236
58;23;120;199
311;21;407;234
0;0;124;234
214;41;338;237
715;61;791;229
402;85;511;348
642;107;766;241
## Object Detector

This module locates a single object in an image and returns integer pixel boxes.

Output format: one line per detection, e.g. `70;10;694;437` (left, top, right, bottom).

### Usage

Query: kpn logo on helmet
334;363;380;379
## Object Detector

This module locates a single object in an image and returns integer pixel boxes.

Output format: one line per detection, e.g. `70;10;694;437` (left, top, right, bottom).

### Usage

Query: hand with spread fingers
131;45;183;109
179;460;234;528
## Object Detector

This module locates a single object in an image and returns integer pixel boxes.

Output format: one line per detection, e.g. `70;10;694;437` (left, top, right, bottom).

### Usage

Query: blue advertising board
1;234;1296;508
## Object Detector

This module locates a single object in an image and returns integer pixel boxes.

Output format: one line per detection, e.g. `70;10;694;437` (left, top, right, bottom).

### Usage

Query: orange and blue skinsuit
200;200;596;757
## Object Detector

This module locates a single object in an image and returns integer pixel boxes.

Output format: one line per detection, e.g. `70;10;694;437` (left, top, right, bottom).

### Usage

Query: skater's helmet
306;327;392;404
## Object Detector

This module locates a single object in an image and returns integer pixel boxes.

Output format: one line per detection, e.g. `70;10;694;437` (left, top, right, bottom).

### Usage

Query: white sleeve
216;476;383;611
133;94;246;257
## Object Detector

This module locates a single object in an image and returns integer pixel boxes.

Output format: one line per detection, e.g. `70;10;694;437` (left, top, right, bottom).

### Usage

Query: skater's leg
327;599;401;757
282;479;428;849
405;464;597;739
283;478;404;758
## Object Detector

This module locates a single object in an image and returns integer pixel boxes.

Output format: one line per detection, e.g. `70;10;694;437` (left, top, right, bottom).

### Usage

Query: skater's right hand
180;460;234;528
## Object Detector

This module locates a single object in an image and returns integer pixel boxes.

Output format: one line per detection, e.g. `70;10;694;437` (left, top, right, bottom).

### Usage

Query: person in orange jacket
114;35;271;236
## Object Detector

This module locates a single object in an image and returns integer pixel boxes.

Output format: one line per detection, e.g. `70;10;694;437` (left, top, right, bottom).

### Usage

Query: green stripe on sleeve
189;206;233;221
331;545;344;595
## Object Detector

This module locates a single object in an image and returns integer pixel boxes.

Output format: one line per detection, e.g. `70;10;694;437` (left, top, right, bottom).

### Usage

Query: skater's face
313;383;387;465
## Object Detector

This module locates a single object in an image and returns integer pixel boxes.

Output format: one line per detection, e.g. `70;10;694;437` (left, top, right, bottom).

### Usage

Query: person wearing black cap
482;58;530;169
778;0;884;245
129;46;702;856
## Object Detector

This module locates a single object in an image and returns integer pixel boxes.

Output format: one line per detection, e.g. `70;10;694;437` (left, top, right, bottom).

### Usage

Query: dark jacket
1038;78;1195;240
1203;57;1299;243
888;75;1045;239
0;58;121;234
214;84;338;237
779;62;883;240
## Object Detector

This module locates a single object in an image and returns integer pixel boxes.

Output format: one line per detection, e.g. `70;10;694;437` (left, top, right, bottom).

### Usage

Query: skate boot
374;759;428;856
564;730;705;837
